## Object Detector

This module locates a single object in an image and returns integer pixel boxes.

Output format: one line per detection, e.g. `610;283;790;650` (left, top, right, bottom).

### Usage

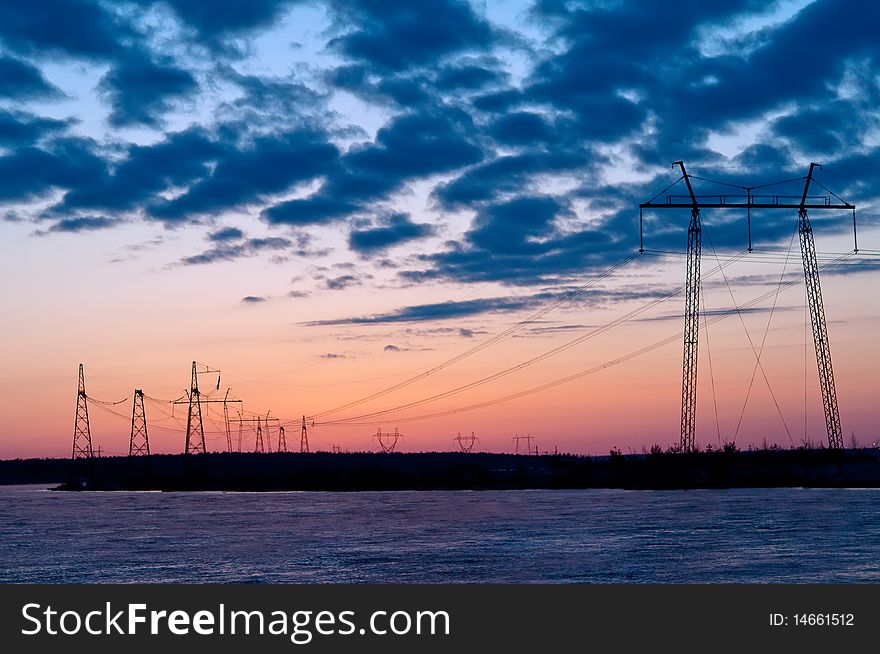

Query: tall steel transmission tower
185;361;207;454
129;389;150;456
71;363;93;459
798;164;843;449
640;162;855;451
173;362;239;454
300;415;310;453
677;162;701;453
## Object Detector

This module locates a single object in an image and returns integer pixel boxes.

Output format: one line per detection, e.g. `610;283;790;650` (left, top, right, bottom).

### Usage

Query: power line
317;252;746;426
326;253;853;427
311;252;642;420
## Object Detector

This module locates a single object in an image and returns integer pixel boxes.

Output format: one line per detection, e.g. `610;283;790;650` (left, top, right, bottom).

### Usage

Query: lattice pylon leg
679;208;701;453
798;209;843;449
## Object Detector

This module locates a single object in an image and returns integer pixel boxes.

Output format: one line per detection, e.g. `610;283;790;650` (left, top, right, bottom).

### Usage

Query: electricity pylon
185;361;207;454
71;363;93;459
301;415;310;453
512;434;535;455
454;432;478;452
172;362;239;454
232;415;278;453
798;164;843;449
277;426;287;452
373;427;402;452
640;162;855;451
129;389;150;456
255;417;264;453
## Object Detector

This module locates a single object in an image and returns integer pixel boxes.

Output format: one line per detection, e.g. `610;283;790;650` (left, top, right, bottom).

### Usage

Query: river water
1;485;878;583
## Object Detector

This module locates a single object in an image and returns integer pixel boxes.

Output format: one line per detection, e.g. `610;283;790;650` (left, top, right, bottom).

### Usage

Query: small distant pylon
301;415;310;453
237;413;243;452
265;413;274;453
278;426;287;453
72;363;93;459
223;389;233;453
512;434;535;455
255;417;265;453
129;389;150;456
373;427;403;453
454;431;478;453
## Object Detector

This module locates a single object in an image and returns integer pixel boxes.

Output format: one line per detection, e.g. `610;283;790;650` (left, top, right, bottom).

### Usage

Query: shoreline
2;448;879;492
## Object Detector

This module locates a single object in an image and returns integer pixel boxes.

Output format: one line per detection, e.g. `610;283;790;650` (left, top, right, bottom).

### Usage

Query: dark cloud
180;236;293;265
401;193;626;286
218;68;331;128
45;215;119;233
435;61;507;92
61;124;341;225
770;99;880;155
208;226;245;241
323;1;505;110
240;295;267;303
328;0;495;73
487;111;557;146
320;352;346;359
309;281;683;326
0;138;107;203
402;200;628;286
0;110;70;147
157;0;296;43
468;196;568;254
0;3;192;133
327;64;433;108
432;150;590;210
262;195;359;226
264;108;483;226
383;344;401;352
0;56;62;99
149;129;340;220
472;88;523;113
307;294;548;326
349;213;435;253
61;127;223;213
98;53;198;128
2;0;878;293
0;0;131;59
676;0;880;131
324;274;360;290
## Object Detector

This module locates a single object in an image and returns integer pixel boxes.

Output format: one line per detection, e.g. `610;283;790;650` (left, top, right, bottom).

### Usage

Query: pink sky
2;221;877;459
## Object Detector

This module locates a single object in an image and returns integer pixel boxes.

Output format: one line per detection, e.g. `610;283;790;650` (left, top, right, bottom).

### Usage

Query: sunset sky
1;0;879;458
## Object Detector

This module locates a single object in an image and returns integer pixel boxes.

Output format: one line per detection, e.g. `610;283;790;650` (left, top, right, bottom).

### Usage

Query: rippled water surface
1;485;878;583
